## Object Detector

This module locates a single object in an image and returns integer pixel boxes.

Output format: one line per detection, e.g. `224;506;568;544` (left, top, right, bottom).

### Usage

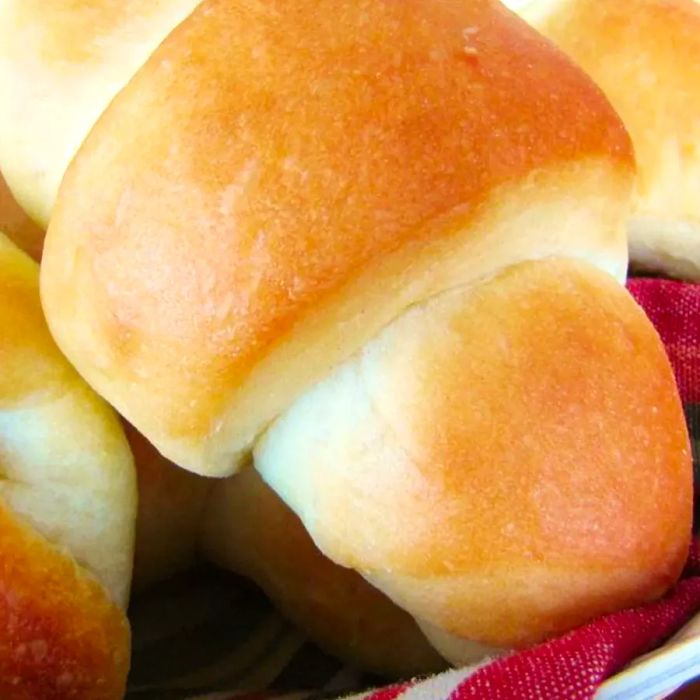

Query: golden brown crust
256;258;692;649
0;175;43;261
521;0;700;277
0;502;129;700
43;0;633;475
202;467;445;677
28;0;689;668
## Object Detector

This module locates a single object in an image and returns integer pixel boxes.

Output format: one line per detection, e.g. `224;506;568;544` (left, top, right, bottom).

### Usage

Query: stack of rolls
0;0;696;697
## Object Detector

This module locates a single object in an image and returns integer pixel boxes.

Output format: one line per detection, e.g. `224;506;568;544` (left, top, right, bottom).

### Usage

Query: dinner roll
0;231;136;698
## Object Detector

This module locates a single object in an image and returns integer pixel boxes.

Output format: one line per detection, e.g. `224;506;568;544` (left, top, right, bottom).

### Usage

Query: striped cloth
126;278;700;700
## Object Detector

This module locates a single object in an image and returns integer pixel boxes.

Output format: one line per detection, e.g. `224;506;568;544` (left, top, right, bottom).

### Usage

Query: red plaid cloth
629;280;700;405
341;543;700;700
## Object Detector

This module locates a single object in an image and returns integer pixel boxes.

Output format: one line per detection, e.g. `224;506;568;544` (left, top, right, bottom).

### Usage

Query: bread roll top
42;0;633;476
256;257;691;648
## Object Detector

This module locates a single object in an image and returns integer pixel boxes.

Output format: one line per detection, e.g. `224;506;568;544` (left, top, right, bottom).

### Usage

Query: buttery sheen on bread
33;0;693;675
0;232;136;698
